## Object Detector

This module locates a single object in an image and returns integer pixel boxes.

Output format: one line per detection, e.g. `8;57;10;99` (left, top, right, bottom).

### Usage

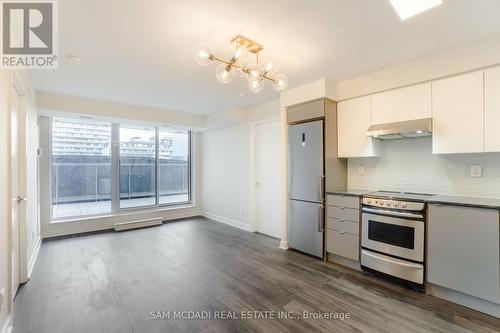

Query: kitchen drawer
327;230;359;261
327;205;359;222
327;194;360;209
327;218;359;235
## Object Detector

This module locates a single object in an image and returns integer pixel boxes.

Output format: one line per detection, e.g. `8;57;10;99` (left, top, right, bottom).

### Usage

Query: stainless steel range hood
366;118;432;140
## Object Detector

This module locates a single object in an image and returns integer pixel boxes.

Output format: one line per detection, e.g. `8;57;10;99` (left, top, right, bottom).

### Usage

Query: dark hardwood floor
13;217;500;333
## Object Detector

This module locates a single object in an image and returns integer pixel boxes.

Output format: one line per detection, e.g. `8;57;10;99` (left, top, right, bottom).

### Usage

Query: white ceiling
31;0;500;114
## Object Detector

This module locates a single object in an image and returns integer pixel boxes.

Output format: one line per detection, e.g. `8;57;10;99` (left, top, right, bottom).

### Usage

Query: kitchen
287;66;500;318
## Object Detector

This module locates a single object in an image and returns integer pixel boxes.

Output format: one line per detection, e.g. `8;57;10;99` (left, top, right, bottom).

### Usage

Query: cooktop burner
364;191;435;202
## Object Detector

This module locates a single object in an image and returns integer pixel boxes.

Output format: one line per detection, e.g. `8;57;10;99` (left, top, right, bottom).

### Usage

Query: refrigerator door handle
319;175;325;202
318;205;325;232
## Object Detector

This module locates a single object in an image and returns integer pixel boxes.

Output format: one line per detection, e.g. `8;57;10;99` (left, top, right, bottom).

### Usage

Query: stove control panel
362;198;425;211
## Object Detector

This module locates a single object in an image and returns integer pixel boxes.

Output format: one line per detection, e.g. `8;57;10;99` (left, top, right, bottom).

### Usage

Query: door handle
319;175;325;201
362;250;423;269
16;196;26;203
318;205;325;232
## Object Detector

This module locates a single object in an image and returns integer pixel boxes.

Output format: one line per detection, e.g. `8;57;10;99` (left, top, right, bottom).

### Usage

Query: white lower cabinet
428;204;500;304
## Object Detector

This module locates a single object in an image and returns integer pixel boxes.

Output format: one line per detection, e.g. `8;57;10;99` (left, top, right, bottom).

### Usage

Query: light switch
470;165;482;178
357;166;365;175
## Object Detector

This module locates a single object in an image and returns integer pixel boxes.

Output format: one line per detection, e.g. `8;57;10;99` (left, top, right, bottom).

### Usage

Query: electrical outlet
470;165;482;178
0;288;5;311
357;166;365;175
241;209;247;217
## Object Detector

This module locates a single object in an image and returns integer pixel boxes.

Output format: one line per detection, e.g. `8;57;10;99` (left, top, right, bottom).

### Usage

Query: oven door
362;207;424;262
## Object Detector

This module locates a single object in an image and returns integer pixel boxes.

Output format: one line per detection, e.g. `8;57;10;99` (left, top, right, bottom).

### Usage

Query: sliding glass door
159;129;190;205
119;125;157;208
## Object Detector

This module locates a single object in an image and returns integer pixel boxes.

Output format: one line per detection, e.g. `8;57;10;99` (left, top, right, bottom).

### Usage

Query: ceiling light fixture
195;35;288;93
390;0;442;20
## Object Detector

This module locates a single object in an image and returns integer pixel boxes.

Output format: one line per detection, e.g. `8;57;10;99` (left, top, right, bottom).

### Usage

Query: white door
11;86;21;300
253;120;283;239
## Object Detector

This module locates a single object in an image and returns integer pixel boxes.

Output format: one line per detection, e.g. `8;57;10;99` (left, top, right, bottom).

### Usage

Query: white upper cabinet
485;66;500;152
432;71;484;154
372;83;431;125
338;96;378;158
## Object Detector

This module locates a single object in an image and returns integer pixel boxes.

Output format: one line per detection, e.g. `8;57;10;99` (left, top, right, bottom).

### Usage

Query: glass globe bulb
216;63;235;84
246;63;264;82
195;44;213;66
272;74;288;91
248;79;264;93
264;61;279;77
234;65;246;78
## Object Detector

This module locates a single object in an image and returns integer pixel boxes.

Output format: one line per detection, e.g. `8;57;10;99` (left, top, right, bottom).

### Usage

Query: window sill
50;202;196;224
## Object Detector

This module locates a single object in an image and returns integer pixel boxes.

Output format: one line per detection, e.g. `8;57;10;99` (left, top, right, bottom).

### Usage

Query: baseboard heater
113;217;163;231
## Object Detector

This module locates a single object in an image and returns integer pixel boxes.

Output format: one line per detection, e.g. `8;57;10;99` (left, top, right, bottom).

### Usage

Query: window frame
49;116;193;222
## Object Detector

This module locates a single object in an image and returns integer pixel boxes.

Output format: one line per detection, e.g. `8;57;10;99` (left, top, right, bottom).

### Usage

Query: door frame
11;73;28;294
249;117;281;235
13;74;29;285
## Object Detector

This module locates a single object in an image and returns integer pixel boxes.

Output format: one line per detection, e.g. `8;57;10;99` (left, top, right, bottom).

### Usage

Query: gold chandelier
195;35;288;93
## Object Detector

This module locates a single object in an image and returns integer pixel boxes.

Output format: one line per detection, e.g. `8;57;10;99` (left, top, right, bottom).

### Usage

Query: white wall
37;92;205;130
202;122;252;230
349;138;500;197
201;99;281;232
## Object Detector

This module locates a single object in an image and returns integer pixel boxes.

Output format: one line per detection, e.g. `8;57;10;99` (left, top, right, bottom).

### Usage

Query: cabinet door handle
339;230;345;234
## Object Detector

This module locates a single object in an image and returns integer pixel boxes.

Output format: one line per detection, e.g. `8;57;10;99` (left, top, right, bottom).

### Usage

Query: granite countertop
425;195;500;210
326;189;374;197
326;189;500;209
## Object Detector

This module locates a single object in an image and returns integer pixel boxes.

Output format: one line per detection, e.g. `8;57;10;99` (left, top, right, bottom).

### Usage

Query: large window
51;118;112;219
50;117;191;221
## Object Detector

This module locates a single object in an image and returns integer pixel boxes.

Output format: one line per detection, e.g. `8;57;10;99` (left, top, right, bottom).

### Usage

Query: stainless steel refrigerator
288;120;324;258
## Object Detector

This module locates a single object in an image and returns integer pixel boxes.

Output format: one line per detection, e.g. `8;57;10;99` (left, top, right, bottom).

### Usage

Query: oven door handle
362;207;424;219
362;250;423;269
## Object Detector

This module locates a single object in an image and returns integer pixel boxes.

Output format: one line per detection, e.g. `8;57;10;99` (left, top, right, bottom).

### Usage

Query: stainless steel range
361;191;433;290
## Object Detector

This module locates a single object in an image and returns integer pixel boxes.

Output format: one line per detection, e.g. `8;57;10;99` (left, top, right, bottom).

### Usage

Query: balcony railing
52;160;188;205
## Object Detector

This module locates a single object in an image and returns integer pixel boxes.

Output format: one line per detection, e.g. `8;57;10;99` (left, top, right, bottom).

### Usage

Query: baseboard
27;236;42;280
202;213;252;232
427;283;500;318
327;253;361;271
1;315;11;333
279;240;289;250
114;218;163;231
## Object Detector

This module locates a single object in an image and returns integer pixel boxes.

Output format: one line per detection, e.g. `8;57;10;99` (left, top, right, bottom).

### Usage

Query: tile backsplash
348;137;500;198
